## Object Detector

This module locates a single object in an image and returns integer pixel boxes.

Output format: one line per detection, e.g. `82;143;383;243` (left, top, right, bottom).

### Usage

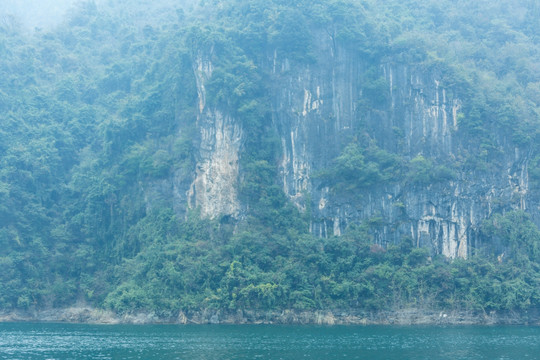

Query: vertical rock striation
186;53;242;219
179;35;532;259
267;35;531;258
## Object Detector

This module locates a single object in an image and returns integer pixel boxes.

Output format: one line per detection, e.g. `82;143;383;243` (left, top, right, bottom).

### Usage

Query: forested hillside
1;0;540;321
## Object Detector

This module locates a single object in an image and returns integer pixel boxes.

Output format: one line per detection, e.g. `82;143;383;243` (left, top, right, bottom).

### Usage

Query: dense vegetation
1;0;540;317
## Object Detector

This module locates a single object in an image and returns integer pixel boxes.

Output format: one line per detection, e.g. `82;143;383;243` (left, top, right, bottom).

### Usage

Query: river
1;323;539;359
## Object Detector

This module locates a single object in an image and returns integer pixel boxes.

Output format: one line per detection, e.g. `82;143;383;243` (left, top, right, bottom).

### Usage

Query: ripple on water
0;324;539;360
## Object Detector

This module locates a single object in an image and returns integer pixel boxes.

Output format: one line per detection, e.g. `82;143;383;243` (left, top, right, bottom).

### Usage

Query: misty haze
1;0;540;358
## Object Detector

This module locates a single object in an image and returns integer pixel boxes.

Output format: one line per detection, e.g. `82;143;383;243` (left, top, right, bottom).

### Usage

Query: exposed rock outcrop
267;38;531;258
186;54;243;219
3;307;539;326
170;34;533;259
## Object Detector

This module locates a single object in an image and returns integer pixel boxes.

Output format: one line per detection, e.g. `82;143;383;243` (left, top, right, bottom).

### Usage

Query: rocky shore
1;307;539;325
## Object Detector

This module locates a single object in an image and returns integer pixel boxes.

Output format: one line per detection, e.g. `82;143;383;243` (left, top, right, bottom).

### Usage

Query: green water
0;323;539;359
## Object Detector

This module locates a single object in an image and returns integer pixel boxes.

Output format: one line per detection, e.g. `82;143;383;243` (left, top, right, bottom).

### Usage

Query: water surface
1;323;539;359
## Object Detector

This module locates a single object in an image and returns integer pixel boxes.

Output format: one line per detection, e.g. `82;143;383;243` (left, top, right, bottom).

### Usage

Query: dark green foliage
360;67;390;107
407;155;456;185
335;143;382;187
97;213;540;314
480;211;540;265
529;155;540;192
322;142;403;194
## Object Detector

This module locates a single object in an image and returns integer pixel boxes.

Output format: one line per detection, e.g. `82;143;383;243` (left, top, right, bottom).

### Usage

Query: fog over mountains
1;0;540;324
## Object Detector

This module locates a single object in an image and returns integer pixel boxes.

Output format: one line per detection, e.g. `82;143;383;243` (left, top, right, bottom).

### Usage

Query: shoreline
1;307;539;326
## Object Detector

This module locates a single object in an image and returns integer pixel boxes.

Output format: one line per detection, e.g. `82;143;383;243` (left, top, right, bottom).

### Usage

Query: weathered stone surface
267;38;532;258
186;55;243;219
152;34;533;259
2;307;539;326
187;109;242;218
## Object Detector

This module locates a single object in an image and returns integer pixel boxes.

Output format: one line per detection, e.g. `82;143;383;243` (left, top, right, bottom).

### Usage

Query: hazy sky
0;0;200;31
0;0;83;30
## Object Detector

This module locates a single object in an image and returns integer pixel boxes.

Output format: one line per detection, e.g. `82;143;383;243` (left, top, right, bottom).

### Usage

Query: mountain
1;0;540;322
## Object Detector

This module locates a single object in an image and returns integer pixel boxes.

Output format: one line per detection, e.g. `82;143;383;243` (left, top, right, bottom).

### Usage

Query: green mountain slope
1;0;540;320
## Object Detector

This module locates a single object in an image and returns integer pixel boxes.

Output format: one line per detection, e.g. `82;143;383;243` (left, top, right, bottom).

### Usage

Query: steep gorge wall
185;53;243;219
267;36;532;258
174;35;533;259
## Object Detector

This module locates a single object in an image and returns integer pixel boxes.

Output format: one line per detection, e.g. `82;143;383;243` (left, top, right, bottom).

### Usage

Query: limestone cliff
268;39;531;258
178;35;532;259
186;53;243;219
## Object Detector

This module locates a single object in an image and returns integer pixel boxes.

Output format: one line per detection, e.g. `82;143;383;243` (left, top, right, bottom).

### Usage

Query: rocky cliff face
185;53;243;219
181;35;533;259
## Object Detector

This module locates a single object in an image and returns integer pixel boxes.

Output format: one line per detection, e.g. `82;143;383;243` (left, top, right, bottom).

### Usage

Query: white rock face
193;52;213;113
415;216;468;259
188;110;242;218
386;64;461;158
188;56;242;218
